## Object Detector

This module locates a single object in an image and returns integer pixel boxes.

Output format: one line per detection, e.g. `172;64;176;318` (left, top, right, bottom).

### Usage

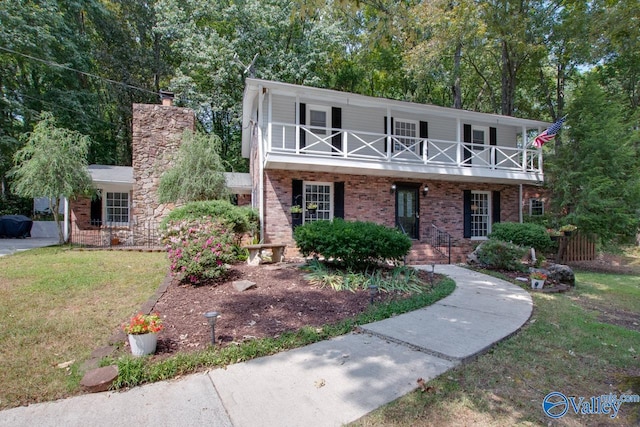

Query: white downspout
63;196;69;242
519;184;523;223
258;85;265;243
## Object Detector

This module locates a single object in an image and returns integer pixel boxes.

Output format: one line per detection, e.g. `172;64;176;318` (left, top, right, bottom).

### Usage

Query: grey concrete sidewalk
0;265;532;427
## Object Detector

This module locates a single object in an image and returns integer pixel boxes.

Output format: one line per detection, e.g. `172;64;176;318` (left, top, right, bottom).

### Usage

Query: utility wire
0;45;161;98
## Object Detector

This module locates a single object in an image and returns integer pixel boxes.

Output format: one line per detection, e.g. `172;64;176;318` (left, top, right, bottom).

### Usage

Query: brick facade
522;184;550;217
262;169;520;262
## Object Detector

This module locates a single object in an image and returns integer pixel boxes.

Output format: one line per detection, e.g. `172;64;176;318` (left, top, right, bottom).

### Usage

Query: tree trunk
50;198;65;245
500;41;516;116
452;43;462;109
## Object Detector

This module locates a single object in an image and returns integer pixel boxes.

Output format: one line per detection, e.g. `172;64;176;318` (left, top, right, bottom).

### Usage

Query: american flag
533;116;566;148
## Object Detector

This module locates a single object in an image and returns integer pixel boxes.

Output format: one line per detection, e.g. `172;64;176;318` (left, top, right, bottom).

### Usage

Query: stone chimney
131;102;195;243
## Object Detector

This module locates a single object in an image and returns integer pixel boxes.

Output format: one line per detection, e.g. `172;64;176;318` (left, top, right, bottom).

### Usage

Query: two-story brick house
241;78;550;263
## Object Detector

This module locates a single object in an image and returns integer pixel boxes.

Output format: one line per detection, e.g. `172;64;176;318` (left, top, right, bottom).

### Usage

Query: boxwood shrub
489;221;552;253
293;218;412;269
160;200;258;236
475;239;528;272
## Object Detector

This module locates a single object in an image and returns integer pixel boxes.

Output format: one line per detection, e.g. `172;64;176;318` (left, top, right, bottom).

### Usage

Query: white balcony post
295;95;300;154
343;130;347;158
386;108;391;161
456;117;461;166
522;125;527;171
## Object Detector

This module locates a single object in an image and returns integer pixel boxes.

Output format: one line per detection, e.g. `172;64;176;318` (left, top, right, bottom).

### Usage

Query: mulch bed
149;262;425;358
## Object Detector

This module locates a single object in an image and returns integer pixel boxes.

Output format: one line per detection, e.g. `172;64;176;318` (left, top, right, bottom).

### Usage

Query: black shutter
334;182;345;219
463;190;472;238
463;124;472;165
292;179;303;228
384;116;394;153
299;103;306;149
490;126;497;165
331;107;342;154
419;121;428;158
492;190;501;224
90;196;102;226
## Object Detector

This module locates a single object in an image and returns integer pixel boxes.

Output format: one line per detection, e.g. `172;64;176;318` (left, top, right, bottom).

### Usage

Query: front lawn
0;247;168;409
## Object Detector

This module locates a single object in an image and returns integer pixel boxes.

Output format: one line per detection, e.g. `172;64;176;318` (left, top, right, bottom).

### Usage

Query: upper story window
304;182;332;222
394;119;418;152
529;198;544;216
307;105;330;135
472;126;488;146
105;192;129;226
470;191;491;238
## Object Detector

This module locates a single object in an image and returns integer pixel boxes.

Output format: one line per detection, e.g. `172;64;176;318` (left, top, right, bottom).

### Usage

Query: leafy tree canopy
157;130;228;203
9;112;94;243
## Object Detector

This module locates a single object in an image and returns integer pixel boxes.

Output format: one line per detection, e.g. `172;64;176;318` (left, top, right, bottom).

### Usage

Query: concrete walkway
0;237;59;257
0;265;532;427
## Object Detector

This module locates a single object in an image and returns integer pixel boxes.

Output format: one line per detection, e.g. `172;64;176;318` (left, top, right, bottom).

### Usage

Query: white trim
306;104;331;135
470;190;491;238
302;181;333;223
529;198;544;216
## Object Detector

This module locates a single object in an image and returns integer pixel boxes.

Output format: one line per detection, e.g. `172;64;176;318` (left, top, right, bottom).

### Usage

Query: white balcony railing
266;123;542;173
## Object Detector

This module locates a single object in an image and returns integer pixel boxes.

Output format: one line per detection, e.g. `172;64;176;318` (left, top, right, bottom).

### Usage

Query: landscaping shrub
489;222;553;253
161;200;258;237
475;239;528;272
161;218;236;285
293;219;412;269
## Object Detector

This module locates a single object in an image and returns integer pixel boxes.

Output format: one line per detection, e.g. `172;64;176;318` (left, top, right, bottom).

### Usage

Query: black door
396;185;419;239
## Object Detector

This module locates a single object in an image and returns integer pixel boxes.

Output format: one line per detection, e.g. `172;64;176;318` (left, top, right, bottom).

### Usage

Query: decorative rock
80;365;119;393
547;264;575;286
233;279;257;292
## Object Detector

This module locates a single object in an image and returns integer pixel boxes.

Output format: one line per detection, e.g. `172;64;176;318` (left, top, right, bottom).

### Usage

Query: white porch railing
267;123;542;173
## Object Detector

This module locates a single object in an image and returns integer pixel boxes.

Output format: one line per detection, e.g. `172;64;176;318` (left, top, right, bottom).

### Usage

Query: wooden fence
558;232;596;262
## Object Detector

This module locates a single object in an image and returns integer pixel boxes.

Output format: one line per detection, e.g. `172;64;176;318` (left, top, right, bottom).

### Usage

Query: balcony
261;123;543;184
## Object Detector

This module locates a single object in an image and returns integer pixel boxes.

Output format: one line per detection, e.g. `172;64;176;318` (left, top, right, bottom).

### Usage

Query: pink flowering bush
161;217;235;285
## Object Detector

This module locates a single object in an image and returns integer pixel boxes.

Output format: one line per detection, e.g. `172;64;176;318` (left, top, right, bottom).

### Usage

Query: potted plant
559;224;577;236
530;271;547;290
122;313;164;357
306;203;318;214
548;229;563;241
290;205;302;219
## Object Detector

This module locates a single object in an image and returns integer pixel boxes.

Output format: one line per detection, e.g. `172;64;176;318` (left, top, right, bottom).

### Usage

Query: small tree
9;113;93;243
157;131;228;203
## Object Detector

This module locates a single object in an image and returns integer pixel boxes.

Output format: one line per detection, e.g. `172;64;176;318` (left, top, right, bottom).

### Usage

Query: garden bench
242;243;286;266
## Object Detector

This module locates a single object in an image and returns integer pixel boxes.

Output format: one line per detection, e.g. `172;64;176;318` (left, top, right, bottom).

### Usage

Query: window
470;191;490;238
394;119;418;152
304;182;332;222
530;198;544;216
472;126;487;146
307;105;329;135
105;192;129;225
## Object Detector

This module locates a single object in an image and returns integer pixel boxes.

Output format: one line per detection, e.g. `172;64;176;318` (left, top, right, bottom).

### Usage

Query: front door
396;185;419;239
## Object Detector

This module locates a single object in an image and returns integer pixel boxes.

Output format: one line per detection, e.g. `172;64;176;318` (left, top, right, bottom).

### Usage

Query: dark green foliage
0;194;32;216
293;219;412;269
489;222;553;252
161;200;258;237
475;239;528;272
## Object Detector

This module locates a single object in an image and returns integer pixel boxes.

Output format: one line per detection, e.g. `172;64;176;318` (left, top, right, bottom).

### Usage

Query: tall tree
9;113;94;243
547;77;640;244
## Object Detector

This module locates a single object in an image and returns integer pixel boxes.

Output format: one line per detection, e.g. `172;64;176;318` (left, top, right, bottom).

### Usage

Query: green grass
350;270;640;426
0;246;168;409
111;277;456;389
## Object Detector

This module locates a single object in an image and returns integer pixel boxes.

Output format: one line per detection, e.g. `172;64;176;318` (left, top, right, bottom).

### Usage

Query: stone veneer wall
131;103;195;243
263;169;520;262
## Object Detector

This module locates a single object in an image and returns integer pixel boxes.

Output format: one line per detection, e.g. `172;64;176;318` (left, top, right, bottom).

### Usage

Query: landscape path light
204;311;220;345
